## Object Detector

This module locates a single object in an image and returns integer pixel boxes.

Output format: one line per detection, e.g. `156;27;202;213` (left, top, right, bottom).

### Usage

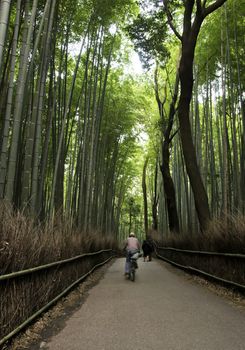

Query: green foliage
99;69;160;237
127;2;169;68
1;0;243;239
196;0;245;87
91;0;137;25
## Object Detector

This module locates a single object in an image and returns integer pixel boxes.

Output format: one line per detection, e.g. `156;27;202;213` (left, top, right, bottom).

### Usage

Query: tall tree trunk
50;25;88;215
232;2;245;213
155;65;180;233
178;22;210;231
152;159;158;231
84;27;103;231
0;0;21;198
160;143;180;233
142;157;149;235
31;0;56;213
221;20;228;215
21;0;54;211
5;0;38;202
164;0;228;230
0;0;11;74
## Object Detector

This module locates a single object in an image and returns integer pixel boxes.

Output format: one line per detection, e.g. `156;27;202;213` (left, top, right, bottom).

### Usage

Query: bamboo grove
129;0;244;236
0;0;141;237
0;0;244;241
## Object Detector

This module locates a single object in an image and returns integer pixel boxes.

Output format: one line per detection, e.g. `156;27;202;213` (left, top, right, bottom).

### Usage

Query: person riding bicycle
123;232;140;276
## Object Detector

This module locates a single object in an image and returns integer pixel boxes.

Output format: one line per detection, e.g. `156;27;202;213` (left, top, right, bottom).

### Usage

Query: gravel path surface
43;258;245;350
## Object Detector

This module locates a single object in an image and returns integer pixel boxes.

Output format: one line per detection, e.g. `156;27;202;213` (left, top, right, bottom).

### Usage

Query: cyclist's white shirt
126;237;140;251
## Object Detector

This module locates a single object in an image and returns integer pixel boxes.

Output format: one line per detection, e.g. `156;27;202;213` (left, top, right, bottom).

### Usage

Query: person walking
142;235;154;262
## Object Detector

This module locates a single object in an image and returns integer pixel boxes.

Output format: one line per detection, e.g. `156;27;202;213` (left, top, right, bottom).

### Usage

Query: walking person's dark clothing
142;237;154;262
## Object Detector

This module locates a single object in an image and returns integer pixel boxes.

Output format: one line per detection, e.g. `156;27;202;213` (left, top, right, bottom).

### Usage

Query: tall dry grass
157;213;245;254
0;202;117;342
155;214;245;287
0;202;118;275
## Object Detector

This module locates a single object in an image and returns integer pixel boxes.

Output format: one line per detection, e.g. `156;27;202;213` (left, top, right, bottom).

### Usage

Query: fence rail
156;246;245;292
0;249;113;281
156;246;245;258
0;249;115;348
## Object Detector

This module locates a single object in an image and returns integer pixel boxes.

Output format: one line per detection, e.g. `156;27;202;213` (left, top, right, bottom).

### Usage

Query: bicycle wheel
130;267;135;281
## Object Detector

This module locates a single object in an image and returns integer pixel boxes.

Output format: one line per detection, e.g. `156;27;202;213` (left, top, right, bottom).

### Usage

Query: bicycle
128;251;141;282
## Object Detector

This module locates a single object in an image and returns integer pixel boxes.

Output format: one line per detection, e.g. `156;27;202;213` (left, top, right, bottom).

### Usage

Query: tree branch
169;127;180;143
184;0;195;34
154;64;166;119
196;0;203;16
203;0;227;17
162;0;182;41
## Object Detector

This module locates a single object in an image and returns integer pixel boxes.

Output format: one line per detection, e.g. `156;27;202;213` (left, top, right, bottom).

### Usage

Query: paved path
44;258;245;350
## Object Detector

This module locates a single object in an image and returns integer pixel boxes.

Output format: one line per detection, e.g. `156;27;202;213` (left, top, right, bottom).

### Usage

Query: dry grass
0;202;117;275
157;213;245;254
0;201;117;343
6;260;115;350
156;214;245;287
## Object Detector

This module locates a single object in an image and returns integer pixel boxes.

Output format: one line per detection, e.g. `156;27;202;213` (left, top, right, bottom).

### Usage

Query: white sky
68;41;143;76
125;51;144;75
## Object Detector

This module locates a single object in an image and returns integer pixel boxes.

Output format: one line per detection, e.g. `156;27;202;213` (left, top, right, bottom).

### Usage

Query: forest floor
8;258;245;350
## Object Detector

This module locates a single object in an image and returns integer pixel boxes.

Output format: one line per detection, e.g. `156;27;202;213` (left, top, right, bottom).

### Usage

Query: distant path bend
45;258;245;350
